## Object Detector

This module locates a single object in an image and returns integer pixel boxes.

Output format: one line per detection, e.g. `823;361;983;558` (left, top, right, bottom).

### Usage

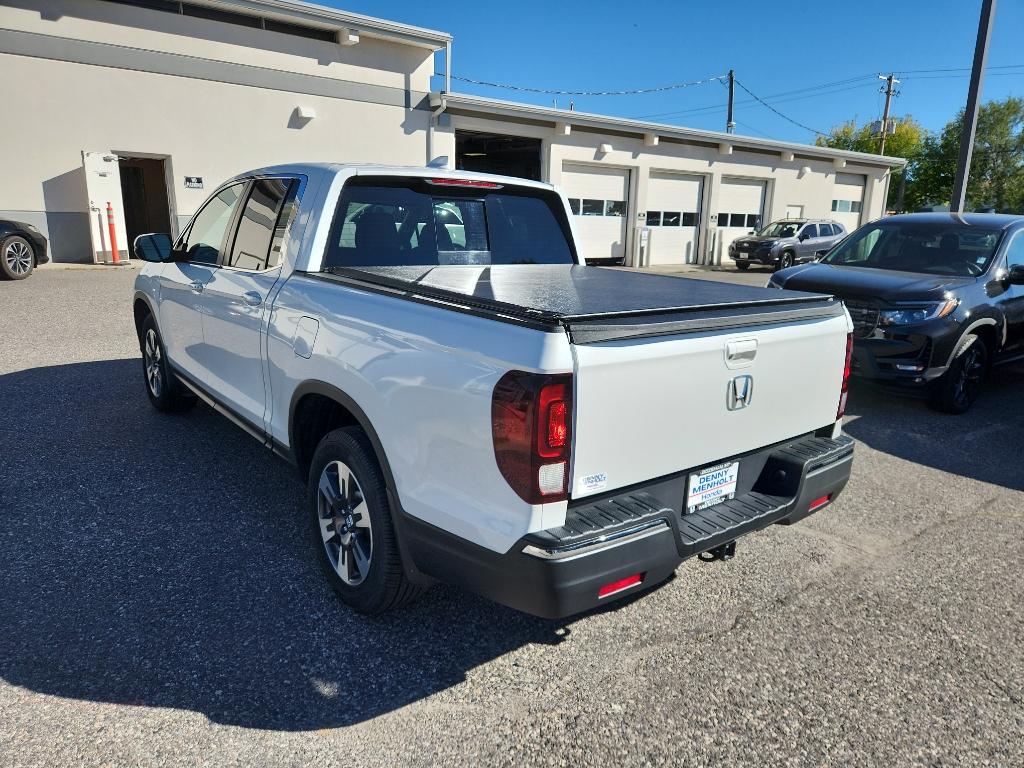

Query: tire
140;315;196;413
1;235;35;280
927;334;989;414
308;426;423;614
775;251;795;271
735;261;750;271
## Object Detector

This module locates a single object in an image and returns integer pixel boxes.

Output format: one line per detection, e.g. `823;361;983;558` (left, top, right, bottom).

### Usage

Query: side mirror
134;233;174;263
1007;264;1024;285
798;233;809;241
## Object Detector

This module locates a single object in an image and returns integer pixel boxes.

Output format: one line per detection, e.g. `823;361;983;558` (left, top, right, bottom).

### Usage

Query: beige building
0;0;904;266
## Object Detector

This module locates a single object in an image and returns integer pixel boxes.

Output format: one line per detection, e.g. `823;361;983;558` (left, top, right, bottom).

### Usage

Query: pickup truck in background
132;164;855;618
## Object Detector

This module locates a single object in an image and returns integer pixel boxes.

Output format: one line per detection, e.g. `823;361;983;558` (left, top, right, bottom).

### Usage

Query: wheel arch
941;317;1000;368
133;292;159;343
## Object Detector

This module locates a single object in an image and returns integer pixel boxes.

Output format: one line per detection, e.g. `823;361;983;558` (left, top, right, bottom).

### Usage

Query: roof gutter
438;92;907;169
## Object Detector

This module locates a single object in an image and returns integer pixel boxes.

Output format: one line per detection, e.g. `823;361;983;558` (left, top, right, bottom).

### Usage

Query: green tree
903;98;1023;213
816;117;925;210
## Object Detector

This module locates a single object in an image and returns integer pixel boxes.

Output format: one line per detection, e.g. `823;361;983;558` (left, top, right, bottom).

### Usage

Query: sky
332;0;1024;146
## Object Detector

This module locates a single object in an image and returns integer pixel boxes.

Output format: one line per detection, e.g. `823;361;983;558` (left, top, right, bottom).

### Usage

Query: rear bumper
403;433;854;619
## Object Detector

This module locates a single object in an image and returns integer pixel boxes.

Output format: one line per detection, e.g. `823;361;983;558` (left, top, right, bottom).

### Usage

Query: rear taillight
492;371;573;504
837;332;853;419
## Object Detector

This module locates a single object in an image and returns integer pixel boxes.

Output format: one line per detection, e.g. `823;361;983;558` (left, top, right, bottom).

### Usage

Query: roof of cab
235;163;557;191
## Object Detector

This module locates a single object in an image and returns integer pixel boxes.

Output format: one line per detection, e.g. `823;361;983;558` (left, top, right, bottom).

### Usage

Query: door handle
242;291;264;307
190;281;205;294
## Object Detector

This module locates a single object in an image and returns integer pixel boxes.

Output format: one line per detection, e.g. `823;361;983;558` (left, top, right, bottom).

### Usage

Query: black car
768;213;1024;413
1;219;49;280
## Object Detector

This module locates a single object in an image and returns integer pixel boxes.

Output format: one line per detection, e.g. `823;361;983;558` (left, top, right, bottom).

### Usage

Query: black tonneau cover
319;265;843;344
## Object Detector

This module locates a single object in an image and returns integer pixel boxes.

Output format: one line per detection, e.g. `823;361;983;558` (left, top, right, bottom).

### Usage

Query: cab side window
1005;231;1024;270
227;178;296;271
180;183;246;265
801;224;818;239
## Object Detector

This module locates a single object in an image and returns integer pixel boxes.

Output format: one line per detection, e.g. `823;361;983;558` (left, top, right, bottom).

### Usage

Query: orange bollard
106;202;120;265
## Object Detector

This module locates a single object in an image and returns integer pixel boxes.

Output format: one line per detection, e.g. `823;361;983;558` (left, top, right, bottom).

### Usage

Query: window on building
646;211;662;226
605;200;626;217
746;214;760;229
568;198;581;215
851;200;862;213
581;199;604;216
730;213;747;227
833;200;853;213
682;212;697;227
661;212;681;227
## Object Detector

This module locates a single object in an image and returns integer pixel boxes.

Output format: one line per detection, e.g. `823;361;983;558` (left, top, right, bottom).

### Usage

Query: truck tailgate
569;310;850;499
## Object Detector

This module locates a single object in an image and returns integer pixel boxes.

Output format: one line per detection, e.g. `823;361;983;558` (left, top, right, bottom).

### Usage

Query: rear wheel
928;333;989;414
140;316;196;413
735;261;750;271
1;235;34;280
308;427;423;614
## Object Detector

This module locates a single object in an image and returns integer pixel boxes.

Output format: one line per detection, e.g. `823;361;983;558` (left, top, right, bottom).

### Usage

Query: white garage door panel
646;171;703;266
718;178;766;261
562;163;629;263
833;173;866;232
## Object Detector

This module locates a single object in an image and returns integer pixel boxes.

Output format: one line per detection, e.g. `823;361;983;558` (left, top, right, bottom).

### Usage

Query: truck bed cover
319;265;844;343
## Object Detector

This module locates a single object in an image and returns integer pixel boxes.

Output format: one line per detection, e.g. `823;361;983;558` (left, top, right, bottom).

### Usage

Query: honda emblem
727;375;754;410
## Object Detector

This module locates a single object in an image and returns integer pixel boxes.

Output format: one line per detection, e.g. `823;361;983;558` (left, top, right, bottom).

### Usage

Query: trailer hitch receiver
698;540;736;563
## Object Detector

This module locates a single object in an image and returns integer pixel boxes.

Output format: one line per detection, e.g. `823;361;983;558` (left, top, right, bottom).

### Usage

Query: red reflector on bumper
809;494;832;511
597;572;644;599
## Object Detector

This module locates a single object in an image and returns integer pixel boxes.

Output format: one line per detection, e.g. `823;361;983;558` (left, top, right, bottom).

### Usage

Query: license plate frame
686;460;739;514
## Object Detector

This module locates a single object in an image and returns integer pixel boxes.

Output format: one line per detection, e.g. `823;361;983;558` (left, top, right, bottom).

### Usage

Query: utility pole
726;70;735;134
877;73;900;155
951;0;997;213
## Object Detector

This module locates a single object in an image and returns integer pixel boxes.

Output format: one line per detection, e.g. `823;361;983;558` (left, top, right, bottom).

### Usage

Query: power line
733;79;827;136
437;72;728;96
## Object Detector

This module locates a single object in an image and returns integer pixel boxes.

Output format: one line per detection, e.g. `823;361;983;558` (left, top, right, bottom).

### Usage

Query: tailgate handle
726;339;758;365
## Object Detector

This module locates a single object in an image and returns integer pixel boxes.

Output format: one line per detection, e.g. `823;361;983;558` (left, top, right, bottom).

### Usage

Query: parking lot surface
2;268;1022;767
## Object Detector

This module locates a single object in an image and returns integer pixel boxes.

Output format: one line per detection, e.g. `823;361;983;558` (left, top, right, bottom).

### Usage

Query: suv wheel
308;427;423;614
776;251;795;271
140;316;196;413
928;333;989;414
1;235;34;280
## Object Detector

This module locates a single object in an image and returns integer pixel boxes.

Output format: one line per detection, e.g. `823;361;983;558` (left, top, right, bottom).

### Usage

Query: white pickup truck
132;164;855;618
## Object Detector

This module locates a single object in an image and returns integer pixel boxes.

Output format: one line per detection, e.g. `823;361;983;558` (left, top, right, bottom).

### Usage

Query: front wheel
775;251;795;271
927;334;989;414
1;235;34;280
308;427;423;614
140;316;196;413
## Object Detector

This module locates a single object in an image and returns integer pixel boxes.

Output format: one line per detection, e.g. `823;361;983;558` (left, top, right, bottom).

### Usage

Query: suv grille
844;300;879;338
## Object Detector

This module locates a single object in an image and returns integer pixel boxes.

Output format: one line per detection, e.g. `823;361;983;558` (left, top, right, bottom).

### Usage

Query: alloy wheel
144;328;164;397
4;239;32;276
317;460;373;586
952;343;986;409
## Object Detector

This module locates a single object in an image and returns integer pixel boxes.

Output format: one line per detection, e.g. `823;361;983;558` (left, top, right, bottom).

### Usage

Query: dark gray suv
729;218;847;271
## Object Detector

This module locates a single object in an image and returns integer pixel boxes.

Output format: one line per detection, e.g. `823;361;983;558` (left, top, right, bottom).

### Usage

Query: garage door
717;178;766;262
645;172;703;265
562;163;630;264
832;173;866;232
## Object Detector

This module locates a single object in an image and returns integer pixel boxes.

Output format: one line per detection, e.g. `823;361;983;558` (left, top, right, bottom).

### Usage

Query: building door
717;178;766;262
644;171;703;265
119;157;172;247
455;131;542;181
832;173;866;231
561;163;630;264
82;151;129;264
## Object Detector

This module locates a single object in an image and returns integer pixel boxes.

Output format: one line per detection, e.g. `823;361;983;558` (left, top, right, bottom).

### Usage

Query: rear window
822;220;1003;276
323;177;576;268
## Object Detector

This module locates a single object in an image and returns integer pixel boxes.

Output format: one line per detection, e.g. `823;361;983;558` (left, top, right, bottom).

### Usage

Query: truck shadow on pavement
842;362;1024;492
0;358;584;732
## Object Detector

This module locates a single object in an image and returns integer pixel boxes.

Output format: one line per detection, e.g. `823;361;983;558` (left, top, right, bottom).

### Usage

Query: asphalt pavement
1;268;1022;767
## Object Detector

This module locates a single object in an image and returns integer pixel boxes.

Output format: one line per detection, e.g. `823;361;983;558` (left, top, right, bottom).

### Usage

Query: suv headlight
878;300;959;326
